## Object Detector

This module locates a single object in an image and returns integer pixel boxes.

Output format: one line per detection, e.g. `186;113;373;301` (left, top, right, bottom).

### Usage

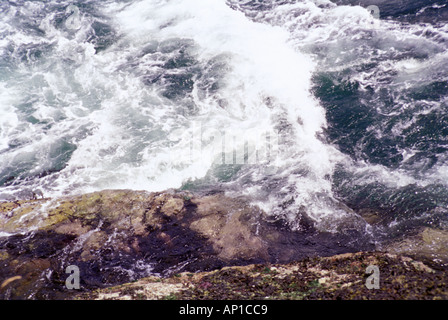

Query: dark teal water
312;0;448;236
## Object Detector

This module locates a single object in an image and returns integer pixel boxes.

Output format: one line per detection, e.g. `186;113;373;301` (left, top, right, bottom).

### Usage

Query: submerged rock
383;227;448;266
0;189;374;299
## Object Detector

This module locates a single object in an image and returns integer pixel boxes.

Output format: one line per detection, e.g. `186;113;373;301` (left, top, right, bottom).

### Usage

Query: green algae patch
0;199;47;233
0;250;9;261
0;201;21;213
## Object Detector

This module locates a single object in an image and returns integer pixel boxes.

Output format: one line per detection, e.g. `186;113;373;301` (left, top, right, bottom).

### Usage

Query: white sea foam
103;0;350;225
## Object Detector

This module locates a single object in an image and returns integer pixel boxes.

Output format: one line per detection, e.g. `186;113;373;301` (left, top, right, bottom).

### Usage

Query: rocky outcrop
2;189;446;300
80;252;448;300
383;227;448;265
0;189;373;299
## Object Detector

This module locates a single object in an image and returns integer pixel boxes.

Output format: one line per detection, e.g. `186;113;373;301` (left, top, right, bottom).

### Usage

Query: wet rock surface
1;189;446;300
383;227;448;266
81;252;448;300
0;189;374;299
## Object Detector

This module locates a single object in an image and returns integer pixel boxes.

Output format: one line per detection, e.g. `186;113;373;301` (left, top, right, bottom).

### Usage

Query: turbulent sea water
1;0;447;244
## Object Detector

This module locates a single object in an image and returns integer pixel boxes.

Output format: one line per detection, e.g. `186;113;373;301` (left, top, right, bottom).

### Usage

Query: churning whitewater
0;0;447;239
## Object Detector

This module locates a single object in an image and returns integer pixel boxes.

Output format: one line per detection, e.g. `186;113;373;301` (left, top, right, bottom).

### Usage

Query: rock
383;227;448;265
0;189;374;299
2;189;447;300
357;208;384;225
160;198;184;217
189;194;269;261
0;199;46;233
79;252;448;300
